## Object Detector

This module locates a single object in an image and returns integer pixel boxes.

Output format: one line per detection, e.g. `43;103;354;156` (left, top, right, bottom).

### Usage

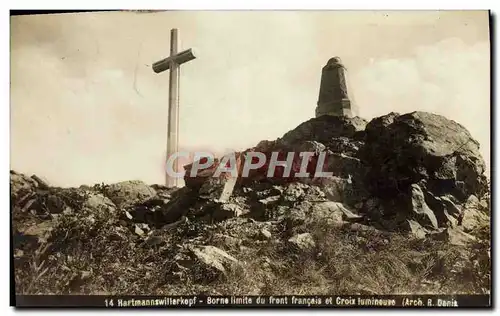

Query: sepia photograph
10;10;491;307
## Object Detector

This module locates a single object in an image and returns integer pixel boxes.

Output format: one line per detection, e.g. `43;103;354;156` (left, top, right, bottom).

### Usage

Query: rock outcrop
10;110;490;295
178;111;488;236
359;111;488;233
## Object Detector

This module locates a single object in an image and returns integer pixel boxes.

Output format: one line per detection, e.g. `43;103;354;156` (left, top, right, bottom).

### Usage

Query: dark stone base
316;99;352;118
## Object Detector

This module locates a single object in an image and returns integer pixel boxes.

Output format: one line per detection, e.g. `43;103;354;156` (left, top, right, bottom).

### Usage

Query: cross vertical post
152;28;196;187
167;29;179;187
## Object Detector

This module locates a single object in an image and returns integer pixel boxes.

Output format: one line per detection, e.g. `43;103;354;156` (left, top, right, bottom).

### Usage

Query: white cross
152;28;196;187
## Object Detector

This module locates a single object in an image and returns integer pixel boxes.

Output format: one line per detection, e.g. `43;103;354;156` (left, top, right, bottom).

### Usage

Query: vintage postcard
10;10;491;308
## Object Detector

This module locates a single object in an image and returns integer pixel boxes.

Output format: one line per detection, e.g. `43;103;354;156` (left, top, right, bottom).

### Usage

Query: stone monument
315;57;353;118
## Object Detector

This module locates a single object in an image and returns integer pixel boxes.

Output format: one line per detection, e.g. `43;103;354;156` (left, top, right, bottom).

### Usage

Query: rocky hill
11;111;490;295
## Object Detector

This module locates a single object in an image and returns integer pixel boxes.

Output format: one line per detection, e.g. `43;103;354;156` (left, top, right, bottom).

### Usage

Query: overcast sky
10;11;490;187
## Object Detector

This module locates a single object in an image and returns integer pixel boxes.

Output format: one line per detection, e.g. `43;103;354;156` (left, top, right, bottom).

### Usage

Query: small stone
108;231;126;242
188;245;240;279
21;199;37;213
271;186;284;194
139;223;150;231
22;221;53;237
242;187;253;194
145;236;164;246
212;203;247;222
134;225;145;236
63;207;73;215
14;249;24;258
282;183;307;202
349;223;384;234
61;265;71;271
259;195;280;205
81;271;92;280
288;233;316;252
86;215;96;224
461;206;489;232
260;228;272;239
211;233;242;249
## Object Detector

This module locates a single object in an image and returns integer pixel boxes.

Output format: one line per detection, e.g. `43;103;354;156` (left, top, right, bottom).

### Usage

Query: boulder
21;221;54;237
210;233;243;249
182;116;369;194
349;223;387;235
87;194;118;213
410;183;439;229
211;202;248;222
406;219;428;239
277;115;367;148
31;175;50;190
359;111;488;232
44;194;67;214
328;137;363;156
310;202;344;225
184;152;243;201
10;171;37;203
284;207;307;229
314;176;350;203
293;140;326;154
187;245;240;281
199;175;238;202
461;208;489;233
432;227;477;246
324;151;364;179
461;195;489;233
254;139;278;152
103;180;156;208
160;187;198;225
311;201;361;223
280;182;326;203
362;111;488;199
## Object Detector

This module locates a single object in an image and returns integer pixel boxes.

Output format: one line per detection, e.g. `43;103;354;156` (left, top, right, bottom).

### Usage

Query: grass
13;190;490;296
207;221;490;295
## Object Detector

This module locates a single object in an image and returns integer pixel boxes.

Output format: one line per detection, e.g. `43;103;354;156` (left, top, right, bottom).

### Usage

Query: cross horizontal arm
153;48;196;74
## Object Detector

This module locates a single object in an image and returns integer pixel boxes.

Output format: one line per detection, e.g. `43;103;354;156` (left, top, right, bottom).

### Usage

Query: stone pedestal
316;99;352;118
